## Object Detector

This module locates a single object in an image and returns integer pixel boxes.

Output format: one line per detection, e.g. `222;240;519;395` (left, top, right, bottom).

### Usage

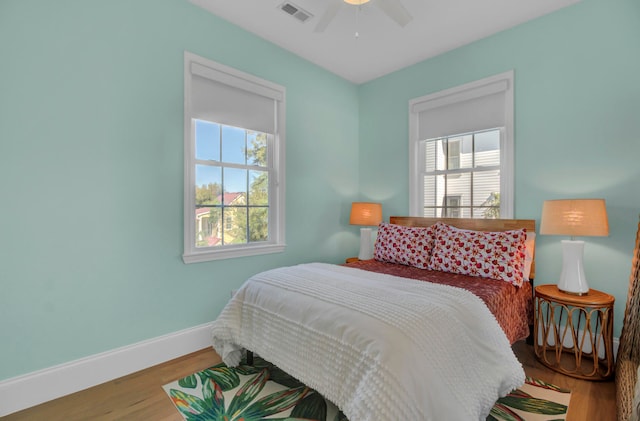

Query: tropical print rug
163;355;571;421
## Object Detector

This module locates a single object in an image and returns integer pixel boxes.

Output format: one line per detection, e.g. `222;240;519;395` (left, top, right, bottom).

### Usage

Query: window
183;52;286;263
424;130;501;218
409;71;514;219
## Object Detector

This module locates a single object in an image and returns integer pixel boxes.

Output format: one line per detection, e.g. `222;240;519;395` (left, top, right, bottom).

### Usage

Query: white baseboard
0;322;213;417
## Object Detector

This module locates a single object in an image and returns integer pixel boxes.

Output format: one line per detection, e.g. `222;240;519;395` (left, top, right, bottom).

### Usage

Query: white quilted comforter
211;263;524;420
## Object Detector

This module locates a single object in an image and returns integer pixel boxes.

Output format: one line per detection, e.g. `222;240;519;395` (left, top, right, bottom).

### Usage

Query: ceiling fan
314;0;413;33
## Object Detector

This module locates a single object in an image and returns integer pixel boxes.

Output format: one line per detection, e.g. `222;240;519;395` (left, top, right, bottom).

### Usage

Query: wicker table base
534;284;615;381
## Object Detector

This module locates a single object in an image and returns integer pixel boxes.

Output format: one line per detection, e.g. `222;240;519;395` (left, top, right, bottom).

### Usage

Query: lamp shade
540;199;609;238
350;202;383;226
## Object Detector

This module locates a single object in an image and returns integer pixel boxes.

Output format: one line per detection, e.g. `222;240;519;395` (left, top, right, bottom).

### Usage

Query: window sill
182;243;286;264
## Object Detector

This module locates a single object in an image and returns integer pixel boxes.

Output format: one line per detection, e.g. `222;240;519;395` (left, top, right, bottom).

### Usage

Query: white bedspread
211;263;524;420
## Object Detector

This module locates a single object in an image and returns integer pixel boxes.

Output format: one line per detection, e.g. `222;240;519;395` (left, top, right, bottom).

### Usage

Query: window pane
195;166;222;249
223;167;247;200
195;165;222;205
221;125;246;164
434;139;447;171
446;172;470;202
249;170;268;206
423;175;437;207
447;139;461;170
249;207;268;242
454;135;473;169
474;130;500;168
475;129;500;151
472;171;500;207
247;132;267;167
473;171;501;218
425;140;437;172
195;207;222;248
195;120;220;161
224;208;247;245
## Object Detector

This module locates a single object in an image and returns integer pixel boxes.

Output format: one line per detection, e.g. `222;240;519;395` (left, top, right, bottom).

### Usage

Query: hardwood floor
5;342;616;420
513;341;617;421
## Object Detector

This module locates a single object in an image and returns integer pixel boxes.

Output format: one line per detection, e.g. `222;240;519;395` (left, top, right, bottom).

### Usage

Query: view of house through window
422;129;501;218
194;119;269;248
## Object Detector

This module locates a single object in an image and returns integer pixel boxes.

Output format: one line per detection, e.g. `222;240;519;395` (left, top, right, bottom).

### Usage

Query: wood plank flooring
5;342;616;420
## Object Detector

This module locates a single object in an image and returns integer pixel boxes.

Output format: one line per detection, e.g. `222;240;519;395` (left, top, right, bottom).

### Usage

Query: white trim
500;72;515;218
183;243;286;263
0;322;214;417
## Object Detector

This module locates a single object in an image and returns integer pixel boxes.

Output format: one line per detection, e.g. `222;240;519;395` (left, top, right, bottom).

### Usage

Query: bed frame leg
246;350;254;366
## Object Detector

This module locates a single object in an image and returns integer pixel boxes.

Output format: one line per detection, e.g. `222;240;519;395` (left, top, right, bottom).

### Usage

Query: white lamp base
358;227;374;260
557;240;590;295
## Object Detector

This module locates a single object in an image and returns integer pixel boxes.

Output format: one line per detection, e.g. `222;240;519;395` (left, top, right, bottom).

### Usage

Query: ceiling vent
279;2;312;23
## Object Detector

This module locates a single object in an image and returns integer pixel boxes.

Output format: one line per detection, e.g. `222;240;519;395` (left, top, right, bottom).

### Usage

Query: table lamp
540;199;609;295
350;202;383;260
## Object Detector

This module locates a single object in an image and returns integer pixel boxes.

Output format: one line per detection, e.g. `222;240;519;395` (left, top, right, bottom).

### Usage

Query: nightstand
534;284;615;380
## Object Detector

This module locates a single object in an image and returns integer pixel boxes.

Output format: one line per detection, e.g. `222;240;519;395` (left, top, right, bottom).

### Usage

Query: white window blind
412;79;508;141
190;62;281;134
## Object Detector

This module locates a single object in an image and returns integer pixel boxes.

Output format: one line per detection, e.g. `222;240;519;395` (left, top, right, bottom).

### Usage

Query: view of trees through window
194;119;269;248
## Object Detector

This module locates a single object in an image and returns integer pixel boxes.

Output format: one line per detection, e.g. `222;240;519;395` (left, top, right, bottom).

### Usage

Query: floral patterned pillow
374;222;437;269
428;223;527;287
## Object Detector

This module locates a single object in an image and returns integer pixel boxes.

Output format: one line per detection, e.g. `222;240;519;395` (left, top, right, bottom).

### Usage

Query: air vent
279;2;312;23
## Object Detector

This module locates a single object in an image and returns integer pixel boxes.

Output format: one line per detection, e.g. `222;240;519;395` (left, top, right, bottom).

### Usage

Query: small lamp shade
540;199;609;295
350;202;383;226
350;202;382;260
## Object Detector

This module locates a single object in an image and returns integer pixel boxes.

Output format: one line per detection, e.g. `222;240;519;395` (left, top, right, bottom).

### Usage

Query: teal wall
359;0;640;337
1;0;638;382
0;0;360;381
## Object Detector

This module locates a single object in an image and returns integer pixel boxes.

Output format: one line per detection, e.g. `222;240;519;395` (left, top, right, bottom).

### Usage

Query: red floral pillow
374;222;437;269
428;223;527;287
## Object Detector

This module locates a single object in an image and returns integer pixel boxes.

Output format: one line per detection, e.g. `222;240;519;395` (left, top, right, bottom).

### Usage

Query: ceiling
189;0;580;84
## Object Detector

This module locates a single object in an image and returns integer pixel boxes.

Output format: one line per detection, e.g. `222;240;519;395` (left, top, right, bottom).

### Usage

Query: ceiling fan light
344;0;370;5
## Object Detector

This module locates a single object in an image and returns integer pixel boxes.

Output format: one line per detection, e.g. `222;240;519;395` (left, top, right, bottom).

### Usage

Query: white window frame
182;52;286;263
408;71;514;218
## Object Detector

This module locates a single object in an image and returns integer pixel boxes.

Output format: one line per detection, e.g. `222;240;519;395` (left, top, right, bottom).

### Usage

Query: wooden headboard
389;216;536;280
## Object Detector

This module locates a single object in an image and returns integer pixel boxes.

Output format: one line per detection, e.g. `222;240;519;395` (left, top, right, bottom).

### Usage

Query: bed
210;216;536;420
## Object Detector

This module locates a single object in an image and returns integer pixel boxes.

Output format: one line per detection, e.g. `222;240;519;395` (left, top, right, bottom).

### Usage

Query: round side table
533;284;615;381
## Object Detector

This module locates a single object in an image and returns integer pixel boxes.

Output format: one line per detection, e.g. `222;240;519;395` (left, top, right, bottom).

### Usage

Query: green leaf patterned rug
162;355;571;421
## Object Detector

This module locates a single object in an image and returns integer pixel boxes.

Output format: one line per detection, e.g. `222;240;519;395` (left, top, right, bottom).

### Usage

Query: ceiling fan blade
376;0;412;27
314;0;342;32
